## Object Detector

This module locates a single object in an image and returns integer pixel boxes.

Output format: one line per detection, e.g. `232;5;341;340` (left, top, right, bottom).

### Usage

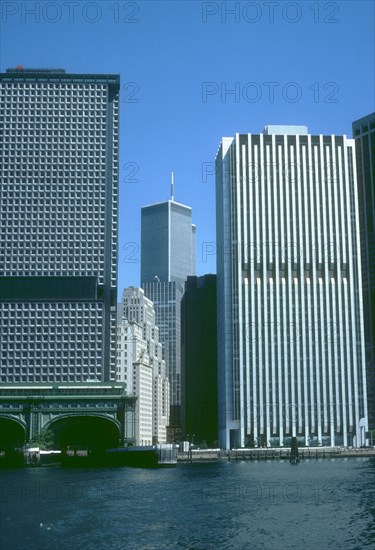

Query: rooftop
263;125;308;135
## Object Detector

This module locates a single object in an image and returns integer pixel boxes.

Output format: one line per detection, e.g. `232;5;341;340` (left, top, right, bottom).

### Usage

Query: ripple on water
1;458;374;549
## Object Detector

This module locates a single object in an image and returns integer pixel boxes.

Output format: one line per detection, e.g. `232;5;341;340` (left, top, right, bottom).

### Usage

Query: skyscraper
116;319;153;446
181;275;218;447
117;287;170;444
141;198;196;438
353;113;375;431
216;125;368;449
0;68;119;382
141;200;196;284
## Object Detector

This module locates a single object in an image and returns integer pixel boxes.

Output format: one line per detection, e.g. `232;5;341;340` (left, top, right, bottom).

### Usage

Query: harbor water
1;458;374;549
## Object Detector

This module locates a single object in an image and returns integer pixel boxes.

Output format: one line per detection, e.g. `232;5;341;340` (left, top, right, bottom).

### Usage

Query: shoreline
2;447;374;469
177;447;375;463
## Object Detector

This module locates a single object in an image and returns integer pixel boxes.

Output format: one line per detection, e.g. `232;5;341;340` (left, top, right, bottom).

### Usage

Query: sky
1;0;374;296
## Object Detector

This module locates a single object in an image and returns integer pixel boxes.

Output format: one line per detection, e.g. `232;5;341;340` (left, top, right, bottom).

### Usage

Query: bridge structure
0;382;137;449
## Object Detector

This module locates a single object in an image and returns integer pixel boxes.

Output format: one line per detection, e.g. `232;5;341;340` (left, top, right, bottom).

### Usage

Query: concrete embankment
178;448;375;463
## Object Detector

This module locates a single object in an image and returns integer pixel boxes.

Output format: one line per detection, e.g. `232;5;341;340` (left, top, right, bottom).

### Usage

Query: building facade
0;382;137;449
141;200;196;438
216;126;368;449
353;113;375;431
0;68;119;382
117;287;169;444
142;279;184;434
141;201;196;284
181;275;218;447
116;320;153;446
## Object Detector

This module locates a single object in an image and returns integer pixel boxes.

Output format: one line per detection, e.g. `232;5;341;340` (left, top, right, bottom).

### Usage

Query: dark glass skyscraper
0;68;119;382
141;199;196;439
181;275;218;447
353;113;375;431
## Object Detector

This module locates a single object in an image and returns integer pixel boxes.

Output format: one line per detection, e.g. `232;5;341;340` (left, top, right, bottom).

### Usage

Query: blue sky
1;0;374;295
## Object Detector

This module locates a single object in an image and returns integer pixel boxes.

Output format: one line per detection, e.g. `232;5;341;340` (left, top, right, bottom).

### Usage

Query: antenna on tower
171;171;174;201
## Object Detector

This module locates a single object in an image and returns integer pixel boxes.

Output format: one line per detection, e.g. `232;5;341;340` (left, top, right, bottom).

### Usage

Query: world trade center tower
141;195;196;439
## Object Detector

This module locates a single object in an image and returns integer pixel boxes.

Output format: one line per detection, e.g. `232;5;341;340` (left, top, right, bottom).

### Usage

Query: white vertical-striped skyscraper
216;125;368;449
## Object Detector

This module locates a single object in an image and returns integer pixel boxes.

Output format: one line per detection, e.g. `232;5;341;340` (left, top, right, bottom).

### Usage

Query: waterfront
1;458;374;549
178;447;375;462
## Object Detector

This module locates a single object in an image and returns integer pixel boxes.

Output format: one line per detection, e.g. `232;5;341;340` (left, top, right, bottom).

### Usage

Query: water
1;458;374;550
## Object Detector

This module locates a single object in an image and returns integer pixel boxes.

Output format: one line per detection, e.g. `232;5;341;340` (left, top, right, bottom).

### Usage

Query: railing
177;447;375;462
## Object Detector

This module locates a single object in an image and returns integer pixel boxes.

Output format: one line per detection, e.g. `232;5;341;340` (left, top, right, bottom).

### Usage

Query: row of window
2;119;106;127
1;183;107;189
3;92;108;99
2;98;107;106
2;94;107;100
2;198;105;205
1;356;102;363
1;247;105;255
2;157;107;164
3;168;108;176
2;83;107;87
1;116;107;125
1;219;111;227
1;310;103;316
1;342;102;349
2;110;108;119
2;143;107;150
2;128;108;139
0;251;104;258
2;90;107;99
1;360;102;366
1;316;103;323
0;302;103;310
2;249;105;257
1;327;103;333
5;199;112;209
1;377;100;383
1;83;107;90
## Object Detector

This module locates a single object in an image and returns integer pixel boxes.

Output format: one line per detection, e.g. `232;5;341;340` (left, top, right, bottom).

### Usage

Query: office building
353;113;375;430
117;287;170;444
0;67;119;382
141;200;196;285
116;320;153;446
216;125;368;449
141;198;196;439
181;275;218;447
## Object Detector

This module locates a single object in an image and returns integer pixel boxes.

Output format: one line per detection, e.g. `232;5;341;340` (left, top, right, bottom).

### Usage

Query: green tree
31;429;55;450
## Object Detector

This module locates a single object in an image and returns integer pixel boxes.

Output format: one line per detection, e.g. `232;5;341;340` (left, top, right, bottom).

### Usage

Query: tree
31;429;55;450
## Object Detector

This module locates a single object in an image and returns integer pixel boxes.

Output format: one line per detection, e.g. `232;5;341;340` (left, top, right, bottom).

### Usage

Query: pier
177;447;375;463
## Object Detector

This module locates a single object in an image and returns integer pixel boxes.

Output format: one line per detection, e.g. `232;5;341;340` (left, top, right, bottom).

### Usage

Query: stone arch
43;413;121;450
0;415;26;449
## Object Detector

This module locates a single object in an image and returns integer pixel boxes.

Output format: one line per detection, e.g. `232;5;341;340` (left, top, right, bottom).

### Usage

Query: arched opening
0;417;26;467
46;415;120;451
0;417;25;450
